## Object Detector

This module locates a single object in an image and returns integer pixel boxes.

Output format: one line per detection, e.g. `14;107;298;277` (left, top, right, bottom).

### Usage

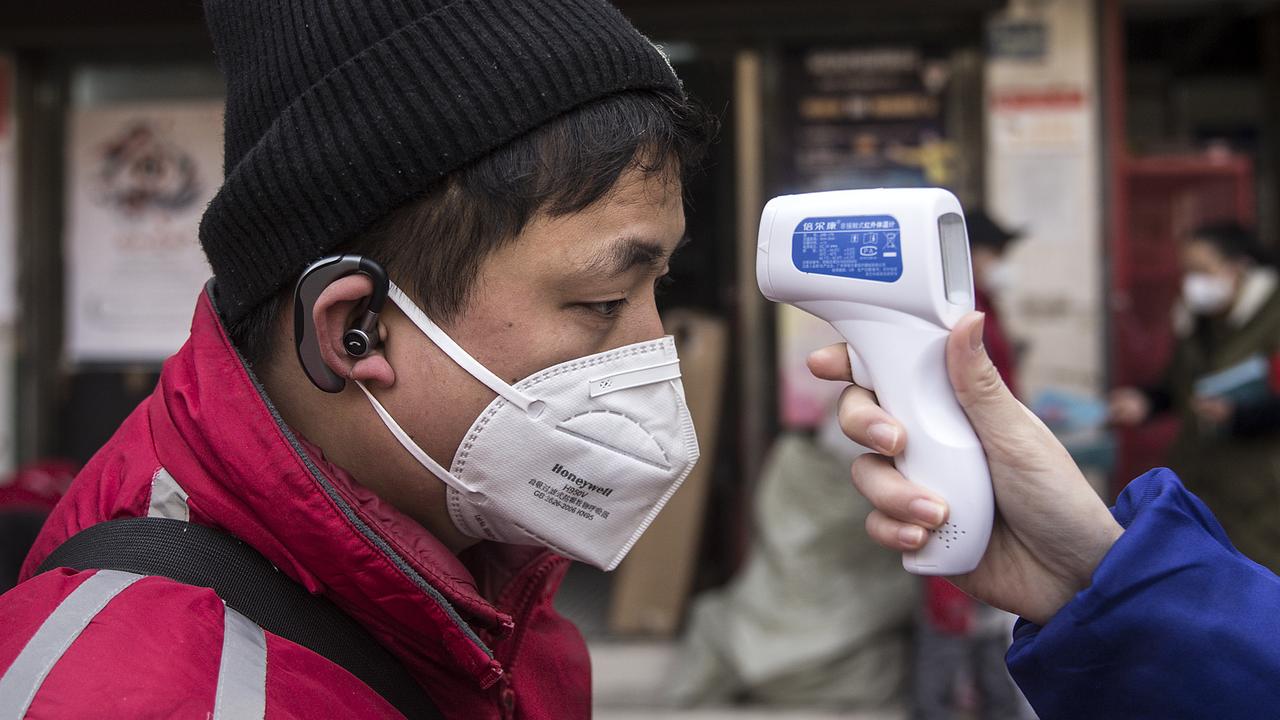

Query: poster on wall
777;47;955;429
782;46;955;194
65;100;223;363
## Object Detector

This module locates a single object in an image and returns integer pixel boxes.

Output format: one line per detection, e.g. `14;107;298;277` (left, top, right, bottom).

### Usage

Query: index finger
807;343;853;383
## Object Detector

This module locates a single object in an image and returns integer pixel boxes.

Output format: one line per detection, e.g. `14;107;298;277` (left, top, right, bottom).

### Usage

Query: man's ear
311;274;396;388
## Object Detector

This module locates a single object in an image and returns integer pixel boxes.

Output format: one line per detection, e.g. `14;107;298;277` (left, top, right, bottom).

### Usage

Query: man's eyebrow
579;234;690;278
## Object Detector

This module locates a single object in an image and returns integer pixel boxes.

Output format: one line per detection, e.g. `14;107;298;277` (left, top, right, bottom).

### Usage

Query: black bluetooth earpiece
293;255;390;393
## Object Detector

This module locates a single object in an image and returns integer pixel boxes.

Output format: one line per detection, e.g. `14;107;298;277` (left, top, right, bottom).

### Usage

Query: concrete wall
986;0;1105;401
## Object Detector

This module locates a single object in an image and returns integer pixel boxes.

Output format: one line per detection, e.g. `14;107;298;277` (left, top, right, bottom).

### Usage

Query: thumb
946;312;1025;437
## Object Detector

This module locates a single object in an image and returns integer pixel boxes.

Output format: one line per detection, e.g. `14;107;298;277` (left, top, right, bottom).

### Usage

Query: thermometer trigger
846;345;873;391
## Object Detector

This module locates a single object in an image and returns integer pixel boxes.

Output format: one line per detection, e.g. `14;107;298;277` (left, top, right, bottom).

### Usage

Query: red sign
990;87;1086;111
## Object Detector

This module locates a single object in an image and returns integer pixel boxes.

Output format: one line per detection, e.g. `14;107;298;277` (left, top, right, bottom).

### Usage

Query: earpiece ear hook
293;255;390;393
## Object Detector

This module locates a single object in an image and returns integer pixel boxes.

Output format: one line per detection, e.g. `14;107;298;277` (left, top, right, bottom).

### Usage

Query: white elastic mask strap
387;282;537;411
355;381;478;495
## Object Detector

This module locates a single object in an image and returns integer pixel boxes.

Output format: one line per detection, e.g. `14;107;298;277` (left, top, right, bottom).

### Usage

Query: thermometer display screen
938;213;973;306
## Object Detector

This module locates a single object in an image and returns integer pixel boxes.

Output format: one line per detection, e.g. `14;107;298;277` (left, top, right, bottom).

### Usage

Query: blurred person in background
915;210;1030;720
1109;222;1280;572
0;461;77;592
664;409;918;711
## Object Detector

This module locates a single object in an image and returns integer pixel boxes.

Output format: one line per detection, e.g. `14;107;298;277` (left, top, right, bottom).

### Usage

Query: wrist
1027;516;1124;626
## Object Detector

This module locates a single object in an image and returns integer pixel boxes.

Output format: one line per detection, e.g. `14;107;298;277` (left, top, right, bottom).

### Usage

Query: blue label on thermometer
791;215;903;282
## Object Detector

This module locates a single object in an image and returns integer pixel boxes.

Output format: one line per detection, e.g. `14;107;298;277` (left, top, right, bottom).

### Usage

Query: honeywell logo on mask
552;463;615;498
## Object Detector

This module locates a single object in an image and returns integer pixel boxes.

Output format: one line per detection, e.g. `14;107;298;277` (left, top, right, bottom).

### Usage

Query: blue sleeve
1007;468;1280;720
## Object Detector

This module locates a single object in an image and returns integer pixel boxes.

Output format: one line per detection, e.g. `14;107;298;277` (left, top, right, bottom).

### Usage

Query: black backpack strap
36;517;441;720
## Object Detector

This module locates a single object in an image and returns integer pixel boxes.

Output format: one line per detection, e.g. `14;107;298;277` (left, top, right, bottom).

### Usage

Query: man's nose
623;303;667;345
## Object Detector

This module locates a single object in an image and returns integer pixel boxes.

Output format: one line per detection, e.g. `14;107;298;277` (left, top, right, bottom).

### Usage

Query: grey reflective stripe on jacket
0;569;268;719
214;604;268;720
0;570;142;720
147;467;190;521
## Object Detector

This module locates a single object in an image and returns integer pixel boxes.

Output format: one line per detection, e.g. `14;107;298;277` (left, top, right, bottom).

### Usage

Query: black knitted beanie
199;0;683;324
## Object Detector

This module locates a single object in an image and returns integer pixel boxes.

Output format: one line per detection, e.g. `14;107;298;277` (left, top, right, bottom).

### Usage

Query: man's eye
655;274;674;295
584;299;627;317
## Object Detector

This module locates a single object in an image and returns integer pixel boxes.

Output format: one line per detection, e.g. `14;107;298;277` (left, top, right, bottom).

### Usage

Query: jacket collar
1227;266;1278;328
146;286;515;688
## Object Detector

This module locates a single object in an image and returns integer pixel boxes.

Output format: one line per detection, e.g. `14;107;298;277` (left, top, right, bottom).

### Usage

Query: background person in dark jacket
1110;222;1280;572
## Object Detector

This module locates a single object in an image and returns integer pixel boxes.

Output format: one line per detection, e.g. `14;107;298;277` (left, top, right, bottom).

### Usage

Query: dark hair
1190;222;1270;266
228;90;716;368
964;209;1020;254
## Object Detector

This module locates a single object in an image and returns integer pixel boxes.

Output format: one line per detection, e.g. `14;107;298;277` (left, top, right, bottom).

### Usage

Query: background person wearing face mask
1109;222;1280;572
915;210;1032;720
965;210;1021;393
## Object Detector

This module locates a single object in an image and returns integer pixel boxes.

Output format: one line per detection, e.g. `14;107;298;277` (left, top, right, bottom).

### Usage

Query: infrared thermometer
756;188;993;575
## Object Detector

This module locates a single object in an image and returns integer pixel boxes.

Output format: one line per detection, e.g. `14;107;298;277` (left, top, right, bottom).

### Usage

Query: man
0;1;711;718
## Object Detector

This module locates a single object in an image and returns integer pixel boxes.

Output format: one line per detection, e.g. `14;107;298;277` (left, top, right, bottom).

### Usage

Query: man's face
377;164;686;485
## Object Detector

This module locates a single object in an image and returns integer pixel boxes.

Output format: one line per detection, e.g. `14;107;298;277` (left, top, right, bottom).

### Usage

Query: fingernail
909;498;946;526
898;526;926;547
868;423;899;453
969;313;986;353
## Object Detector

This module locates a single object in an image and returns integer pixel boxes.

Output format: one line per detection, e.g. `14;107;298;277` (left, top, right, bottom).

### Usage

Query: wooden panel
616;1;999;41
0;1;208;48
0;1;1005;48
608;311;728;636
0;0;203;25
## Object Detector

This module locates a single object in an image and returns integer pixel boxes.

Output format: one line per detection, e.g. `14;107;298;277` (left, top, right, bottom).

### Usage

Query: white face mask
357;283;700;571
982;259;1015;295
1183;272;1234;315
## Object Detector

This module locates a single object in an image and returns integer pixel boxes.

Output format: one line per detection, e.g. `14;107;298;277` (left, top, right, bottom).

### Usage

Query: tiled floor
590;641;907;720
561;566;907;719
596;711;906;719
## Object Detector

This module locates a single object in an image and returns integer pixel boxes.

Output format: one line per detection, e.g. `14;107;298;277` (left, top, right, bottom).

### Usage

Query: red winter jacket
0;288;589;719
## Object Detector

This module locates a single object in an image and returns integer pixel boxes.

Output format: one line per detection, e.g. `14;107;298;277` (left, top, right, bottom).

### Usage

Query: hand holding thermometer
756;188;993;575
